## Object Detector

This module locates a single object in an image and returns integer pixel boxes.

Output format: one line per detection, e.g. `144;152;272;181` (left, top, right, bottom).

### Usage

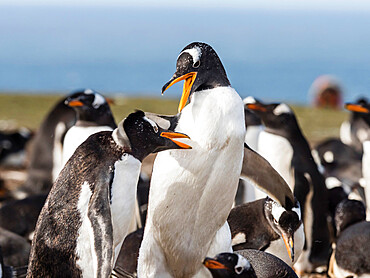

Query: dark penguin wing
236;249;298;278
28;132;120;277
241;144;295;209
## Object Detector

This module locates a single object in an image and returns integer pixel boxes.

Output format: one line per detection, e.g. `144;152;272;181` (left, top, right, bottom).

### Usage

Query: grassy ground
0;93;349;144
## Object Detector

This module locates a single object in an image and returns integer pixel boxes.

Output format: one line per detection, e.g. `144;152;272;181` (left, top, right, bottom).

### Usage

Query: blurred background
1;0;370;104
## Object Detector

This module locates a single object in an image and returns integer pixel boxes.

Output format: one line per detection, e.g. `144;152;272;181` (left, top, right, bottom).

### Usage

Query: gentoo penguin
203;253;257;278
345;101;370;220
228;197;304;267
62;89;116;165
247;102;331;273
0;128;32;168
236;97;264;204
328;199;370;277
138;42;295;278
0;194;47;240
16;92;77;197
340;97;370;152
204;250;298;278
27;110;191;277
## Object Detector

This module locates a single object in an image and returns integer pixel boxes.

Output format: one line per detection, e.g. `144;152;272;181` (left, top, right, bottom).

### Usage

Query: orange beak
246;103;267;112
282;233;294;262
162;72;198;113
67;100;84;107
106;98;115;105
160;132;192;149
203;258;230;270
345;103;370;113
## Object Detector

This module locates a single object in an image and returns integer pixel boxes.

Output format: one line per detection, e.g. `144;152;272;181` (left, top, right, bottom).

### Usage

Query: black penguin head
203;253;256;278
114;110;191;161
162;42;230;112
246;102;299;137
243;96;262;127
345;98;370;126
264;197;302;262
64;89;116;127
335;199;366;236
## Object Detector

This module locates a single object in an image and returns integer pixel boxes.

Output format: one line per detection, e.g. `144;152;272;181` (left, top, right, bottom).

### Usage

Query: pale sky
1;0;370;11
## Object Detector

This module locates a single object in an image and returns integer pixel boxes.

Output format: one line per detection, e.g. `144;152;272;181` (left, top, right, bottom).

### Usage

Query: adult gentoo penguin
204;250;298;278
345;101;370;220
138;42;295;278
328;199;370;277
27;110;191;277
62;89;116;165
228;197;304;267
247;102;331;273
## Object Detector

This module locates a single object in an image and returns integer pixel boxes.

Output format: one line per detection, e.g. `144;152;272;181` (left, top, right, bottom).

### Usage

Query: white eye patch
271;201;286;221
235;254;250;274
143;116;159;133
243;96;257;105
92;93;106;109
292;205;302;220
178;46;202;66
273;103;292;116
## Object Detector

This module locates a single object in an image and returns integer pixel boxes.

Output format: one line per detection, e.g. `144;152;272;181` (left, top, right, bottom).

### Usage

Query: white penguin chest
110;154;141;262
258;131;294;189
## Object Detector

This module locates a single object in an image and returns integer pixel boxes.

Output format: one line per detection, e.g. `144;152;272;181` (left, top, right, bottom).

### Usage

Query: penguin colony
0;42;368;278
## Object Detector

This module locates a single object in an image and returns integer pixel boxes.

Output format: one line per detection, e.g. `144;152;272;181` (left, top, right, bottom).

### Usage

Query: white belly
110;154;141;264
139;87;245;278
245;125;262;151
363;141;370;220
62;125;113;166
258;131;294;190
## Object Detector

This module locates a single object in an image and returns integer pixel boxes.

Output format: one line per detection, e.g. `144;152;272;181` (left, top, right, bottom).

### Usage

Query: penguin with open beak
27;110;191;277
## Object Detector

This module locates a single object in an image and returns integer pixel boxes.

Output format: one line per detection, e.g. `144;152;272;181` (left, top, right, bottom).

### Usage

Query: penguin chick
27;110;191;278
329;199;370;277
228;197;303;267
203;252;257;278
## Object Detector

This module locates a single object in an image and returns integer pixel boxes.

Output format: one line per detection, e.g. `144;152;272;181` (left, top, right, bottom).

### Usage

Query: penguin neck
194;74;230;93
112;128;132;154
75;110;116;128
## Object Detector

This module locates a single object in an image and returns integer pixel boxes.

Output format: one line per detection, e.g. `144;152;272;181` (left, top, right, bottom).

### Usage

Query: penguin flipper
240;143;295;209
87;181;114;277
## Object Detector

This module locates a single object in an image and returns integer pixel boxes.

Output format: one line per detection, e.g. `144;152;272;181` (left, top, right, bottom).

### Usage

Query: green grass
0;93;349;144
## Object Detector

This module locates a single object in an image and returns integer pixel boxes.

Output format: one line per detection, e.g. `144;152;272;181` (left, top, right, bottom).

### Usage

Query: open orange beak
203;258;230;270
162;72;197;113
160;132;192;149
282;234;294;262
67;100;84;107
246;103;267;112
345;103;370;113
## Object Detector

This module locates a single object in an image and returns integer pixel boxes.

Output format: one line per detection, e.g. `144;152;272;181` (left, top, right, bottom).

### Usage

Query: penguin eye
193;60;200;68
273;218;279;225
235;266;243;274
153;125;159;133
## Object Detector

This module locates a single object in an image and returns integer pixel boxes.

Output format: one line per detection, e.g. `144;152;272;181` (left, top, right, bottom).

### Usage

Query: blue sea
1;5;370;103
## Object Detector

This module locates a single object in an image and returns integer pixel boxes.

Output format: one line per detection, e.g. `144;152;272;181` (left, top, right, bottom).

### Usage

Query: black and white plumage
228;197;304;267
17;92;77;197
204;250;298;278
340;97;370;152
138;42;295;278
0;128;32;168
27;110;191;277
329;199;370;277
62;89;117;165
247;102;331;273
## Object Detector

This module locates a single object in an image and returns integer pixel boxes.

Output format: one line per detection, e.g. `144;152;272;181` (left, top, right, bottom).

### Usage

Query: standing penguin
62;89;116;165
228;197;304;267
345;101;370;220
27;110;191;278
247;102;331;273
340;97;370;152
138;42;295;278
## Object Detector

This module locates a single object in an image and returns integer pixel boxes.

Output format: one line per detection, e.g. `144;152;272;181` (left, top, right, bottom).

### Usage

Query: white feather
179;46;202;65
52;122;66;181
362;140;370;220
